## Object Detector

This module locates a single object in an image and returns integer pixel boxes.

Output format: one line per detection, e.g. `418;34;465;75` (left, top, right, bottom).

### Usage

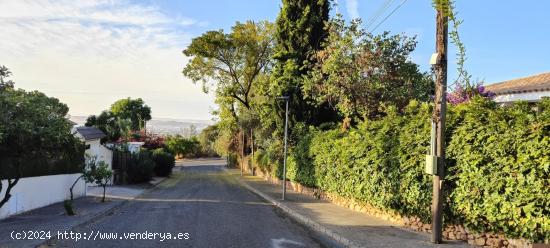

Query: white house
485;72;550;103
73;126;113;171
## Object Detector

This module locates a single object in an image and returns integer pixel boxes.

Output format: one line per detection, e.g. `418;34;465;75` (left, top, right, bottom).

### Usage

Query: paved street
47;159;322;248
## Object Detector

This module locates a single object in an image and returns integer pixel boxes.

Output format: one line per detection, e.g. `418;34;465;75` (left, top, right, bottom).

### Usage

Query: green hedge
447;99;549;241
263;98;549;241
152;148;175;177
0;142;85;180
126;150;155;184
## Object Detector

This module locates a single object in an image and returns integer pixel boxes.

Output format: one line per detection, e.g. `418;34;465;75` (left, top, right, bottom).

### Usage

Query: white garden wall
85;139;113;169
0;173;86;219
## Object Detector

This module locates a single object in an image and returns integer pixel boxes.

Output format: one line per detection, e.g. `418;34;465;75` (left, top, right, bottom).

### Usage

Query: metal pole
432;7;448;244
282;97;289;200
241;131;244;176
251;128;255;176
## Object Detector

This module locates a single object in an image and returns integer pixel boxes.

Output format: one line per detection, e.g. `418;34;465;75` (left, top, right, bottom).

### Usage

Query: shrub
165;135;201;158
257;98;550;241
64;200;75;216
447;98;549;241
126;150;155;183
152;148;175;177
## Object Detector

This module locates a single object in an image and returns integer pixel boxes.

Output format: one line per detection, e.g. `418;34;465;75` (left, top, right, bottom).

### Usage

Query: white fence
0;173;86;219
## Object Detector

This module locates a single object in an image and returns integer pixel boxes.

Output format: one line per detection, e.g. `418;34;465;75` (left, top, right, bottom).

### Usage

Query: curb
223;168;363;248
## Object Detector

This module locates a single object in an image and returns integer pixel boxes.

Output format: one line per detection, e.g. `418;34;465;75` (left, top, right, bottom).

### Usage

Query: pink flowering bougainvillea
447;83;496;105
118;130;165;150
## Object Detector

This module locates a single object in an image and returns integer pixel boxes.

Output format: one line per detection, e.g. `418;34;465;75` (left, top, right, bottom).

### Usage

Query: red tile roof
485;72;550;95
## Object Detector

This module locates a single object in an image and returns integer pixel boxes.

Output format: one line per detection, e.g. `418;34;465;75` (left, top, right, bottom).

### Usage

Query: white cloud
0;0;215;120
345;0;359;19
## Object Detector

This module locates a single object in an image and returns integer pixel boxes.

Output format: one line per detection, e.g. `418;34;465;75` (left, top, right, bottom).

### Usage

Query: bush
126;150;155;183
258;98;550;241
165;135;201;158
152;148;175;177
447;99;549;241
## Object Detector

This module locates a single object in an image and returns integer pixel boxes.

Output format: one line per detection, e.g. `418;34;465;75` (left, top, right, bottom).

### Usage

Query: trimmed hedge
126;150;155;184
152;148;175;177
265;97;549;241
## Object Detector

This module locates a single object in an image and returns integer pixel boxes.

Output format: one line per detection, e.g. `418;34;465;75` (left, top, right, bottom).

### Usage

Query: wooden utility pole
432;6;448;244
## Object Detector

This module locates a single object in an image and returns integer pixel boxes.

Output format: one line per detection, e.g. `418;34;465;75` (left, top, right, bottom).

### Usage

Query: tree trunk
0;178;19;209
69;175;85;202
102;184;106;202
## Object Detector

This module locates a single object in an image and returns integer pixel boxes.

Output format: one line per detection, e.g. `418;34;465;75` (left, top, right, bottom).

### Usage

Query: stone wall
249;165;539;248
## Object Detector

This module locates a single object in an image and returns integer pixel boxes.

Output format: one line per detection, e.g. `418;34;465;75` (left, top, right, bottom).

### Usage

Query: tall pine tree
271;0;336;126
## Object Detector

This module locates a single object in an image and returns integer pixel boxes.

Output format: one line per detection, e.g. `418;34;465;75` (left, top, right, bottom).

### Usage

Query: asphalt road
48;160;322;248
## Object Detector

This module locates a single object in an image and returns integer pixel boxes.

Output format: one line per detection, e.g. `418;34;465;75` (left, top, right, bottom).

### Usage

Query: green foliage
126;151;155;184
198;124;220;157
0;65;15;90
110;97;151;131
447;97;549;241
270;0;336;128
183;21;274;110
0;67;85;182
304;16;433;121
86;98;151;142
152;148;175;177
64;200;75;216
286;123;317;187
85;111;122;142
432;0;470;88
258;98;549;241
165;135;201;158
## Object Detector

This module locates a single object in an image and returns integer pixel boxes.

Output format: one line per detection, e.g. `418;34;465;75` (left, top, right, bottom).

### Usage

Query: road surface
48;159;323;248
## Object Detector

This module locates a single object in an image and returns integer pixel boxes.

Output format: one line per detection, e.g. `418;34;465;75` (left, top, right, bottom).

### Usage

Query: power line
365;0;395;30
370;0;409;33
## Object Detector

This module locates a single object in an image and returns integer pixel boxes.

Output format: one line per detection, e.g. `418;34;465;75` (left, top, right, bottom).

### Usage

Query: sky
1;0;549;120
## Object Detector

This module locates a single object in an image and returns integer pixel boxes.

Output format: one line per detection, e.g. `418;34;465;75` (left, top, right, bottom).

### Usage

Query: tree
86;98;151;142
66;155;111;215
198;124;220;156
270;0;333;125
304;17;434;122
85;111;122;142
0;65;15;90
110;98;151;131
183;21;274;162
0;66;85;209
86;161;113;203
165;135;200;158
183;21;274;116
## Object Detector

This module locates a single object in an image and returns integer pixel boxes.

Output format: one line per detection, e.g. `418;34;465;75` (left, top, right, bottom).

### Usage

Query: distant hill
70;116;213;136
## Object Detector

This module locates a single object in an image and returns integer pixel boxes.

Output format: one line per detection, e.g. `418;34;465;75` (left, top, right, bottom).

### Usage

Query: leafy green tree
0;66;84;209
86;98;151;142
110;97;151;131
270;0;333;125
86;161;112;203
183;21;274;160
165;135;200;158
304;17;434;122
85;111;122;142
198;124;220;156
183;21;274;114
0;65;15;90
